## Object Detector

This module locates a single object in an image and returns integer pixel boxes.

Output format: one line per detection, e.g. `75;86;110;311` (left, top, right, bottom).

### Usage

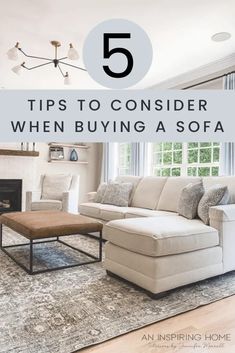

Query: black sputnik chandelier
7;40;86;85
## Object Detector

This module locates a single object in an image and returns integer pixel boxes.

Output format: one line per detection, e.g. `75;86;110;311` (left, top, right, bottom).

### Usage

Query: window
116;142;220;178
151;143;182;176
187;142;220;176
150;142;220;177
118;143;132;175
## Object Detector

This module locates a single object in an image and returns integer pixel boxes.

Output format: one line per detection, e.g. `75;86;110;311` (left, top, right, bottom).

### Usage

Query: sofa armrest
62;190;78;213
209;204;235;273
27;190;41;201
25;190;41;211
87;192;97;202
209;204;235;222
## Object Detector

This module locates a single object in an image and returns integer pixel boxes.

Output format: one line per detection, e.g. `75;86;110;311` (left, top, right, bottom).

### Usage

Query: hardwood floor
81;295;235;353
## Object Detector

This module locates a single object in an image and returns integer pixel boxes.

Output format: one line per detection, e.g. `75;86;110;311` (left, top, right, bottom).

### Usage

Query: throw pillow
198;185;229;225
94;183;107;203
42;174;72;201
177;182;204;219
101;182;133;207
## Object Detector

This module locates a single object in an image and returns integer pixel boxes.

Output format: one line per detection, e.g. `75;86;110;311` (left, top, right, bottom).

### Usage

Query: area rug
1;227;235;353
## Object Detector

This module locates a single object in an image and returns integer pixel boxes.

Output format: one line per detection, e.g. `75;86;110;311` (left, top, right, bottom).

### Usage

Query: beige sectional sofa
79;176;235;297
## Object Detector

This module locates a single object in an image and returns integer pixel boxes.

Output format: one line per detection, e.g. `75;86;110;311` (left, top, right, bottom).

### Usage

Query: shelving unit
48;142;89;165
48;143;89;150
0;149;39;157
48;160;88;165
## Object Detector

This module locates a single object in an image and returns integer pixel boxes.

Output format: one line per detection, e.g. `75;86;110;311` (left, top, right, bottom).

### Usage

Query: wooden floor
81;295;235;353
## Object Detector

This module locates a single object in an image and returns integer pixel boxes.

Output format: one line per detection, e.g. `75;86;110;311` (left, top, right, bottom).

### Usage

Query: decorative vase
70;149;78;161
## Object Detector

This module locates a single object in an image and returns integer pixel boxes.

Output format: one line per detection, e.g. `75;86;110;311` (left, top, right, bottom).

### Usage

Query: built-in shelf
48;160;88;165
48;143;89;150
0;149;39;157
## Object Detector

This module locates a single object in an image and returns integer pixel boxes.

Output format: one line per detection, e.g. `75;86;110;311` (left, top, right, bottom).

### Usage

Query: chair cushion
31;200;62;211
131;177;167;210
125;208;177;218
41;174;72;201
104;216;218;257
157;177;201;212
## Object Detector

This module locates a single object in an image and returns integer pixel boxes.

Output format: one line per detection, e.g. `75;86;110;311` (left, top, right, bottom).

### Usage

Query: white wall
0;142;102;210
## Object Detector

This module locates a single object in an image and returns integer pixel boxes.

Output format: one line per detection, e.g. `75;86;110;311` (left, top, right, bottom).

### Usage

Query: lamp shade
64;73;71;85
11;64;22;75
7;46;18;61
68;43;79;60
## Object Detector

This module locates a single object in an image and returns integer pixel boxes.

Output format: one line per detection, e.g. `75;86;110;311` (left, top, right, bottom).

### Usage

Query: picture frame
49;146;64;160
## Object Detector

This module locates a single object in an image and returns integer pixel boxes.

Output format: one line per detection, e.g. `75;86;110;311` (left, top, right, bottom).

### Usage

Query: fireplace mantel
0;149;39;157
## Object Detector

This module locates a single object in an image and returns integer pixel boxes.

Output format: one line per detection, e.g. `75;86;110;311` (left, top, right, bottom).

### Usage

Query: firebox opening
0;179;22;214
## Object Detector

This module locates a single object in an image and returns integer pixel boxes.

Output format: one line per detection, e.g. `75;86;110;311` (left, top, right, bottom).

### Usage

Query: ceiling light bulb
11;62;24;75
64;72;71;85
7;42;19;60
68;43;79;60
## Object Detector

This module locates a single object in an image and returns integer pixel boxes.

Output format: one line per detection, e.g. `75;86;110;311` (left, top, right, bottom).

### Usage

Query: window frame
148;142;220;177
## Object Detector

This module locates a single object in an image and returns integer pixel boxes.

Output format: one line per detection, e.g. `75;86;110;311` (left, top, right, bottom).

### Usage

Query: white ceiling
0;0;235;89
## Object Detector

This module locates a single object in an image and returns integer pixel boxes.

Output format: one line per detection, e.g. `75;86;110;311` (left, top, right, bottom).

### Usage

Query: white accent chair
26;174;79;213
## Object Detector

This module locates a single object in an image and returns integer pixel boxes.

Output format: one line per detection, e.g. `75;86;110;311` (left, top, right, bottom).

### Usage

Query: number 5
103;33;134;78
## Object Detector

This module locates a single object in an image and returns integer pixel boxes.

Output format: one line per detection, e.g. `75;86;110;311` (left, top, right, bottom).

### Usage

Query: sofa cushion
115;175;142;202
203;176;235;204
178;182;204;219
100;205;129;221
104;216;218;257
41;174;72;201
79;202;128;221
79;202;102;218
198;185;229;225
101;182;133;207
131;177;167;210
31;200;62;211
94;183;107;203
125;208;177;218
157;177;201;212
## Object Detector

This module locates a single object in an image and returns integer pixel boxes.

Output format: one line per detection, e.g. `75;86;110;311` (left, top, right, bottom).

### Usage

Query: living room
1;1;235;353
1;140;235;352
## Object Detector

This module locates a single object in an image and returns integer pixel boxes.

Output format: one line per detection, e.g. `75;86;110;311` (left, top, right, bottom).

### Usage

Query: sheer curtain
101;143;117;182
220;73;235;175
101;142;146;182
131;143;146;176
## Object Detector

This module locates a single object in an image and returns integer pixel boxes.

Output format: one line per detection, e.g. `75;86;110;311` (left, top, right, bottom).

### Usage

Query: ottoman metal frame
0;224;102;275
